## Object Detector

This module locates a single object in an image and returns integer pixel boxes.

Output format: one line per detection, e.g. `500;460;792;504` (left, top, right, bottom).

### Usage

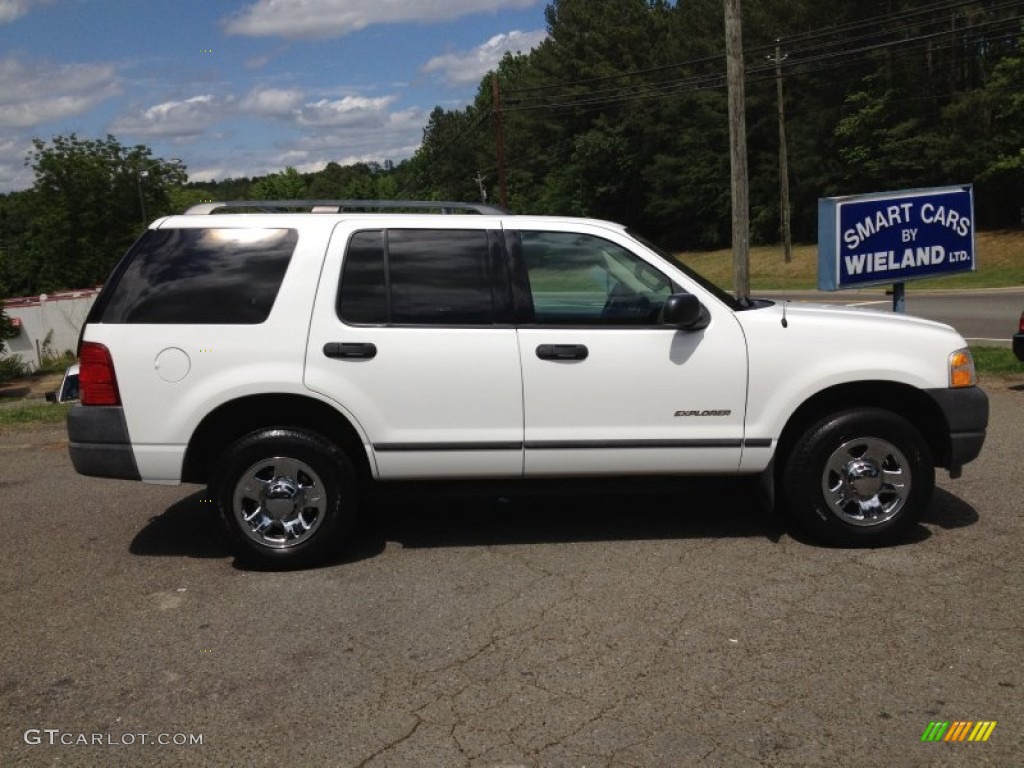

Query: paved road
1;379;1022;767
761;287;1023;346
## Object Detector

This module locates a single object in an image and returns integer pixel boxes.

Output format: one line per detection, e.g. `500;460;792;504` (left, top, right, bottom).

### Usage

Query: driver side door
510;226;749;477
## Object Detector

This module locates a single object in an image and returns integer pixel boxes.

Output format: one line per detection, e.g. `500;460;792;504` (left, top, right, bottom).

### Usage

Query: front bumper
1013;332;1024;362
67;405;141;481
924;386;988;474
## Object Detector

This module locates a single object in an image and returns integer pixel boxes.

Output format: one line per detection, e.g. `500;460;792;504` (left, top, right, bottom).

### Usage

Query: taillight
1019;312;1024;334
79;342;121;406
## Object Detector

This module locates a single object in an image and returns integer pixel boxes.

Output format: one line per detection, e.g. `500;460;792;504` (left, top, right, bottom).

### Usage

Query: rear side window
98;228;297;324
338;229;498;325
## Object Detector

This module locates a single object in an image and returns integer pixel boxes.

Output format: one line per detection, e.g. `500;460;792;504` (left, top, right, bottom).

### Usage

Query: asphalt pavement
1;376;1021;766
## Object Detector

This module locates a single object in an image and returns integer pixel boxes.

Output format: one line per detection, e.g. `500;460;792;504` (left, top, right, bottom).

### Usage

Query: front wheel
781;409;934;546
212;428;358;568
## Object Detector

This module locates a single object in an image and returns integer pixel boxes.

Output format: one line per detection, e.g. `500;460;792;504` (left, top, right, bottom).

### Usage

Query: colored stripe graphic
968;721;997;742
945;721;973;741
921;720;996;742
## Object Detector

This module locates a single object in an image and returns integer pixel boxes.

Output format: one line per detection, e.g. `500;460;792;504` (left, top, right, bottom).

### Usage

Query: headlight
949;348;976;388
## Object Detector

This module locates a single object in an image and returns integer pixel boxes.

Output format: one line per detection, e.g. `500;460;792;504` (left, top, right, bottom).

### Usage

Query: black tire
780;408;934;547
212;428;358;568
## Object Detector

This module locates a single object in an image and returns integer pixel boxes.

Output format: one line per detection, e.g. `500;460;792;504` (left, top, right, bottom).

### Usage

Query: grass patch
972;346;1024;375
0;402;72;428
680;229;1024;292
36;351;77;375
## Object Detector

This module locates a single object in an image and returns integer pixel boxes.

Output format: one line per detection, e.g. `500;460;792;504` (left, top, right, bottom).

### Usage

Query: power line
505;0;982;95
501;17;1020;115
396;107;492;198
504;0;1020;103
412;1;1021;190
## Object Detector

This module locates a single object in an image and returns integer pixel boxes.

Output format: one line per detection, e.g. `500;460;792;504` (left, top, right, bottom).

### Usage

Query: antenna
781;300;789;328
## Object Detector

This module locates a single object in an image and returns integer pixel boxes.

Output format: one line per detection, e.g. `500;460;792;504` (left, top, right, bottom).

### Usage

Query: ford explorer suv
67;200;989;568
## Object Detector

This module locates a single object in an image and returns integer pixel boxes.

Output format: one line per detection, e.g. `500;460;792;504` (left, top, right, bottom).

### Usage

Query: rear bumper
1013;332;1024;362
67;405;141;481
924;386;988;473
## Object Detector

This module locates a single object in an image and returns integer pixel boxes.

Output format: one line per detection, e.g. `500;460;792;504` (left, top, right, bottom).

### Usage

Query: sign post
818;185;975;312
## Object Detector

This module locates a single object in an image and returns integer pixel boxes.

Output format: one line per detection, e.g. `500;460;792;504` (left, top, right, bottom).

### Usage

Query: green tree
0;189;41;295
410;106;490;202
250;167;307;199
24;134;186;292
0;293;16;355
971;54;1024;227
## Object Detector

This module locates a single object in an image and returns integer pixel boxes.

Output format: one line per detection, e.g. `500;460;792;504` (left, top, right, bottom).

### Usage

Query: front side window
99;228;297;324
338;229;496;325
519;231;674;325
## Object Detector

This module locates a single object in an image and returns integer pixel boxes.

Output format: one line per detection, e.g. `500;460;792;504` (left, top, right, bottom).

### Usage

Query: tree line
0;0;1020;299
411;0;1022;248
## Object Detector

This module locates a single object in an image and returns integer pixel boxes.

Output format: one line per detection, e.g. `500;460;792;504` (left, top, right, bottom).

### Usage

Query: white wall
2;290;99;370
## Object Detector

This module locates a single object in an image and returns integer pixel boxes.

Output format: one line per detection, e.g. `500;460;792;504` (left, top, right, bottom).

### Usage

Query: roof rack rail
184;200;508;215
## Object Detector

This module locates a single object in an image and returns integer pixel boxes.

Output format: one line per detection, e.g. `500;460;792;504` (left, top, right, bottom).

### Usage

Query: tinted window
100;228;297;324
338;229;495;326
629;229;744;311
61;372;80;402
338;230;388;324
520;231;673;325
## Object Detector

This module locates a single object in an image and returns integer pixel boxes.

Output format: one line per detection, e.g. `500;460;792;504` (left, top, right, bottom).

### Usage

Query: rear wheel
781;409;933;546
212;428;357;568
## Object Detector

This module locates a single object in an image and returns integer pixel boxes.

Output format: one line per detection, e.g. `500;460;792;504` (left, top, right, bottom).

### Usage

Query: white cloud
244;44;291;71
0;56;120;128
245;53;273;70
297;105;422;145
224;0;539;40
297;95;398;128
0;0;53;24
422;29;546;86
101;86;425;185
110;95;224;139
0;137;34;190
239;87;305;117
288;105;424;165
188;138;419;184
183;97;425;185
0;0;27;23
0;0;33;24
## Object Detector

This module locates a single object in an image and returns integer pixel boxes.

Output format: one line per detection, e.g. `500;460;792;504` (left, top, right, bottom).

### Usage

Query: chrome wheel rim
821;437;911;527
232;457;327;549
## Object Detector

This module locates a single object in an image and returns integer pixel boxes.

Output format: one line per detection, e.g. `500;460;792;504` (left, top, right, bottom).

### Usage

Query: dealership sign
818;185;975;291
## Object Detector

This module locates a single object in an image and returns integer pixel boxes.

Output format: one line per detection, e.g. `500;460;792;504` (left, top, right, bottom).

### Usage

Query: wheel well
181;394;369;485
774;382;951;475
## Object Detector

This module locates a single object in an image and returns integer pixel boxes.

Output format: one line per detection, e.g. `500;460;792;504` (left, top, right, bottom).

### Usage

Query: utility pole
491;74;509;211
768;41;793;263
724;0;750;300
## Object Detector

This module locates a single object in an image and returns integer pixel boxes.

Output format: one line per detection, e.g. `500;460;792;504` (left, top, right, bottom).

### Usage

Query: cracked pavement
1;378;1021;766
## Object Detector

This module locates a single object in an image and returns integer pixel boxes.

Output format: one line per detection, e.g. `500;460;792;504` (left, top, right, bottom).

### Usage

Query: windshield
628;230;746;311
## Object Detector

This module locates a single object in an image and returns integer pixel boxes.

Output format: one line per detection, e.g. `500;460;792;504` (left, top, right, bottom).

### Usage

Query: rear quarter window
97;228;297;324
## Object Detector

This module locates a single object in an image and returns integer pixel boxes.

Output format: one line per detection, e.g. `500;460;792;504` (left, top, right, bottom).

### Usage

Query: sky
0;0;550;193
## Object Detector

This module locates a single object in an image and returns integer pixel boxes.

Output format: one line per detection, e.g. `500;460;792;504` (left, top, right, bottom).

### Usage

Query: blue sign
818;185;975;291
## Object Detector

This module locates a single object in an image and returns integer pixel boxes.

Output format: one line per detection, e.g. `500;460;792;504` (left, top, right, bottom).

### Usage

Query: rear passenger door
304;220;525;479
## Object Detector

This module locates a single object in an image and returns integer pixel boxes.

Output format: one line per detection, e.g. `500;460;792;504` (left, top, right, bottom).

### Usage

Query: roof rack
184;200;508;215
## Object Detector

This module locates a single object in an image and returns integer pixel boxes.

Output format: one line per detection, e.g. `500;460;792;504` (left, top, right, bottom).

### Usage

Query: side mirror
663;293;708;330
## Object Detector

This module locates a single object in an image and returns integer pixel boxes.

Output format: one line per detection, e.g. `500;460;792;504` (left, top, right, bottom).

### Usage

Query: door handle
323;342;377;360
536;344;588;361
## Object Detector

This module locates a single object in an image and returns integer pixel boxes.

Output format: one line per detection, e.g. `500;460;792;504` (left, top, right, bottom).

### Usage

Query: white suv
68;200;988;567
